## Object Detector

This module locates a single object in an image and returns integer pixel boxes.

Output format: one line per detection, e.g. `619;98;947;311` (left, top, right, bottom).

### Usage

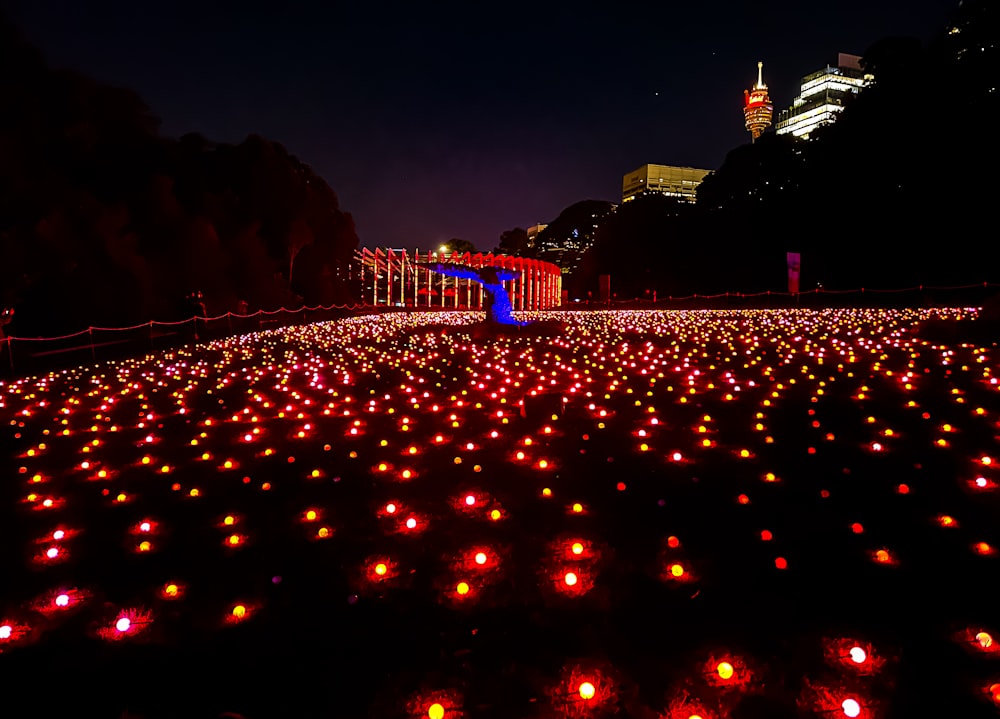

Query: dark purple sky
6;0;957;252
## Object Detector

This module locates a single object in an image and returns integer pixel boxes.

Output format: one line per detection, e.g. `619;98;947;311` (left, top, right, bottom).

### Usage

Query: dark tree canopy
494;227;530;256
0;16;359;336
440;238;478;255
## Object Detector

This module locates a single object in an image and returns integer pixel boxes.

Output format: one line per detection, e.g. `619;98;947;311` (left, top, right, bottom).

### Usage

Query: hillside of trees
522;0;998;299
0;17;359;336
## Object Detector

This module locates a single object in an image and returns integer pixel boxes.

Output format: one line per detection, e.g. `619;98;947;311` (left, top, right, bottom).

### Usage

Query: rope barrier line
1;281;995;347
0;302;369;379
652;281;998;302
5;303;365;342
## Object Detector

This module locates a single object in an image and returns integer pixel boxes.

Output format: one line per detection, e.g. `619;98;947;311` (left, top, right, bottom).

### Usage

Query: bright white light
0;625;12;640
842;698;861;717
849;646;867;663
115;617;131;633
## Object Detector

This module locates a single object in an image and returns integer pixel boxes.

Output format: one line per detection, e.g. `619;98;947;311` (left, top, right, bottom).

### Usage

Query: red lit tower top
743;61;773;142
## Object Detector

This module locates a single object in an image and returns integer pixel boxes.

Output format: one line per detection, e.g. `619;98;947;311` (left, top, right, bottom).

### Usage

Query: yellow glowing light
475;552;487;565
578;681;596;700
456;581;470;595
717;661;734;680
564;572;578;586
232;604;247;619
428;703;445;719
571;542;584;555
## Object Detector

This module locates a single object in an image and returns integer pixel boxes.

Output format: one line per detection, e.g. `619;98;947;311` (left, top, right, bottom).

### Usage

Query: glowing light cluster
0;307;995;715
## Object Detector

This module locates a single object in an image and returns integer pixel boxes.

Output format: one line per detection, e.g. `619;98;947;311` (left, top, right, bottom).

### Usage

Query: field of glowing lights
2;308;1000;719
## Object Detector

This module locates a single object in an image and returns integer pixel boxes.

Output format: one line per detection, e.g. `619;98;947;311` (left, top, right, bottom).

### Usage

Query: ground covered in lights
2;308;1000;719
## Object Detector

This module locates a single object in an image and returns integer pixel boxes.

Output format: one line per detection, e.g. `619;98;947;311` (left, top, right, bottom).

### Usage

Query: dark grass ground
1;309;998;719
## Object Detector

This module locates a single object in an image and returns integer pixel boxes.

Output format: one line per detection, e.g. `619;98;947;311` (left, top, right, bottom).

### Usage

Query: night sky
6;0;958;252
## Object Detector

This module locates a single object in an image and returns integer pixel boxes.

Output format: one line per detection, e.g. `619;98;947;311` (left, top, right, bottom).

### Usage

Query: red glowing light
823;638;884;675
97;608;153;641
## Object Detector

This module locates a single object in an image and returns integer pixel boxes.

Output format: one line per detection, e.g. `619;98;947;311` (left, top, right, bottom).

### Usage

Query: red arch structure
355;248;563;310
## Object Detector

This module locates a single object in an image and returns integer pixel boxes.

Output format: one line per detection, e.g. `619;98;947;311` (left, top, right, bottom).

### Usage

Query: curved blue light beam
420;262;529;326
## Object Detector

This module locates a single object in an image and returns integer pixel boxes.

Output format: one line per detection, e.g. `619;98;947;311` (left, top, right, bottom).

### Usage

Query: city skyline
5;0;959;251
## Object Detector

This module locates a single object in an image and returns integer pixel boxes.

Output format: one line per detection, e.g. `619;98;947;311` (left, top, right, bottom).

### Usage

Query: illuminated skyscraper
621;164;711;204
743;61;773;142
775;54;870;139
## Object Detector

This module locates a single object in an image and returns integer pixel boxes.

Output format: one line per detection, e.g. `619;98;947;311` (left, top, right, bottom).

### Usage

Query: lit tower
743;61;773;142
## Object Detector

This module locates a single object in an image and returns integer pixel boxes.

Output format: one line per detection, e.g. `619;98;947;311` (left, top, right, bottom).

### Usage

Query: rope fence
0;302;365;378
1;282;997;378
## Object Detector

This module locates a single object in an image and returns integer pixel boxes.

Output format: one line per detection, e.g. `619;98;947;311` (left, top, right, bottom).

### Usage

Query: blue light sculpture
420;262;530;327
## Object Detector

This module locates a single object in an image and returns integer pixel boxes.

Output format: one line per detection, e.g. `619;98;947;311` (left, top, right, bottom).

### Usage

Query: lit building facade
526;224;548;246
775;53;871;139
743;61;773;142
353;248;563;310
622;164;711;203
